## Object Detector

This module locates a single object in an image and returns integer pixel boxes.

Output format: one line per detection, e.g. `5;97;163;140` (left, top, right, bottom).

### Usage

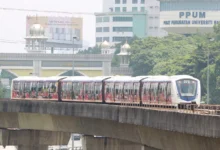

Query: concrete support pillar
102;61;111;76
33;60;41;76
82;135;149;150
0;129;70;147
17;145;48;150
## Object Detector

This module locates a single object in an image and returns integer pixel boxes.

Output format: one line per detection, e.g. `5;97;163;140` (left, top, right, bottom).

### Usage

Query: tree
0;84;6;99
128;31;220;104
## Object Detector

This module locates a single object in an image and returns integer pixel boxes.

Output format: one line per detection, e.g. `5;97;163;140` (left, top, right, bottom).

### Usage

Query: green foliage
128;24;220;104
0;84;6;99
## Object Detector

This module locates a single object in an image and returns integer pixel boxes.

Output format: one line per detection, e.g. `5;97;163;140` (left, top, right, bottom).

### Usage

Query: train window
62;82;72;100
94;82;102;100
12;81;20;98
73;82;83;100
158;82;167;103
37;82;43;99
150;82;159;102
84;82;94;100
13;82;19;91
124;83;133;102
42;82;49;98
142;82;150;102
105;82;114;101
49;82;57;93
25;82;31;92
115;83;123;102
176;79;197;97
30;82;37;98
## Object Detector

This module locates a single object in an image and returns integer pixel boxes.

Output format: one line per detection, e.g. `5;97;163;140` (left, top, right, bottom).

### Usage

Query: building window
50;28;53;33
113;37;132;42
96;37;102;42
103;17;110;22
132;7;138;12
61;28;65;34
115;7;120;12
113;27;132;32
115;0;120;4
96;17;102;23
56;28;59;33
122;7;127;12
140;7;145;12
132;0;137;4
103;37;110;42
141;0;145;4
103;27;109;32
96;27;102;32
123;0;127;4
113;17;133;22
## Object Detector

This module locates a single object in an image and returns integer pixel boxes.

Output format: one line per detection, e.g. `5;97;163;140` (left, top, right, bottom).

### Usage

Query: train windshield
176;79;197;97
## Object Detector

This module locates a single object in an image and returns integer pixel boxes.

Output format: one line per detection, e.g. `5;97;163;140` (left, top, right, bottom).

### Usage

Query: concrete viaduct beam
0;100;220;150
82;135;159;150
0;129;70;147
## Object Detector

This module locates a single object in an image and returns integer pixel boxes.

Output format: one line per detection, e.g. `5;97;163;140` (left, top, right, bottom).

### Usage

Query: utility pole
207;38;215;104
72;36;78;76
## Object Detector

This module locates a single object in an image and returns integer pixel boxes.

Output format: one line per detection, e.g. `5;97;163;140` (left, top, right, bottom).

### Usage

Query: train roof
142;76;171;82
170;75;197;80
12;76;40;81
105;76;132;82
92;76;112;82
132;76;151;82
62;76;92;82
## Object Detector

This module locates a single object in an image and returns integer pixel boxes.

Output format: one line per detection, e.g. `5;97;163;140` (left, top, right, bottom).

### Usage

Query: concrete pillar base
82;135;153;150
17;145;48;150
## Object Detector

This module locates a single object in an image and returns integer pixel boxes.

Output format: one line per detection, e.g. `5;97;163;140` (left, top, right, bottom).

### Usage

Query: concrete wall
82;136;159;150
0;100;220;150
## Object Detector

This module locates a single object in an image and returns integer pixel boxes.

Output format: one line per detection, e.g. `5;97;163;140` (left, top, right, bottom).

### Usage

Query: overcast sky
0;0;102;53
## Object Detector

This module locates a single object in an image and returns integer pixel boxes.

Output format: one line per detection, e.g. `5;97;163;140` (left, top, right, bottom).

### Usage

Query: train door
142;82;151;104
30;81;37;99
134;83;140;103
73;82;83;101
94;82;102;102
123;83;133;103
62;82;72;100
114;82;123;103
158;82;167;104
150;82;159;103
84;82;94;101
105;82;114;102
49;82;58;100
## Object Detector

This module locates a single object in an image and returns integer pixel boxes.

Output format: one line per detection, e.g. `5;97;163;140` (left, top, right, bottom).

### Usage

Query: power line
0;7;96;15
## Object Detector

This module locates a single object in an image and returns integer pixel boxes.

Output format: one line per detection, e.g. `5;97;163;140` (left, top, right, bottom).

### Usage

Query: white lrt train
11;75;201;107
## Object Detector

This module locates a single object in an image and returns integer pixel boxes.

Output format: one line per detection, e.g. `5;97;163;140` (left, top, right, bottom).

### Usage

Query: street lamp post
72;36;78;76
207;38;215;104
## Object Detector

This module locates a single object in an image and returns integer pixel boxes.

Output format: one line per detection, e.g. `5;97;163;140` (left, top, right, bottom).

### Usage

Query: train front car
171;75;201;107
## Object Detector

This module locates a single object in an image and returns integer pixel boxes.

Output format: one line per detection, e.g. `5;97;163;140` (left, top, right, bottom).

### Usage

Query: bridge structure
0;53;113;77
0;100;220;150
